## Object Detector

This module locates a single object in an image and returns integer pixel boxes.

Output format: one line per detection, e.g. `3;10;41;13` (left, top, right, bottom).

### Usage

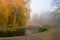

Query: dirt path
54;26;60;40
0;28;56;40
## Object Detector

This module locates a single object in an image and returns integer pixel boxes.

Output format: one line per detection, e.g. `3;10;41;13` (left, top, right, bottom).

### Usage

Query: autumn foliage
0;0;30;31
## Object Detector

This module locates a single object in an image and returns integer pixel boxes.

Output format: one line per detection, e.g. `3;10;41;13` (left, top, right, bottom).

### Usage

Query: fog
28;0;60;26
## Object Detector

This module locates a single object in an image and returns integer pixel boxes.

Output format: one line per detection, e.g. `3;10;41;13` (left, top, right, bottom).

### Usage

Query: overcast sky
30;0;53;17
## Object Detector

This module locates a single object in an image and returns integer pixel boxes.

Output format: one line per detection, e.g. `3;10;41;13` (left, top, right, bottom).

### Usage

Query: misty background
27;0;60;26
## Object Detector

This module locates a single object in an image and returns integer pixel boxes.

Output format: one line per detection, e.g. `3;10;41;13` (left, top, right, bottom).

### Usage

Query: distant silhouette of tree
51;0;60;11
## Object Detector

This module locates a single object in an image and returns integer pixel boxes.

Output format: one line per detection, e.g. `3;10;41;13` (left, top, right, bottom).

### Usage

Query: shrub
15;29;25;36
0;29;25;37
38;27;47;32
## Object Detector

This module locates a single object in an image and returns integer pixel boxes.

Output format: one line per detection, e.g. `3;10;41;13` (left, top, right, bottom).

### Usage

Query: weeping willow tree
0;0;30;31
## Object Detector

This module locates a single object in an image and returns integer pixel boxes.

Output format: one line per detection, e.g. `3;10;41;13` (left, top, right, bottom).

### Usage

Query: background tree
51;0;60;25
51;0;60;11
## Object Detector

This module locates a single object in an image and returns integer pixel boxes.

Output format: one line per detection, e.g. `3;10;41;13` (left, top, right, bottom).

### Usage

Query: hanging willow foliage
0;0;30;31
